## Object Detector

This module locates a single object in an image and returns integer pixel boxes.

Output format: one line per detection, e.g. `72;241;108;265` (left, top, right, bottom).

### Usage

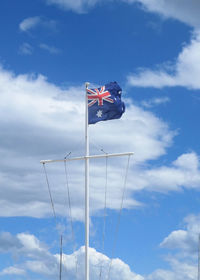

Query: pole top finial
85;82;90;88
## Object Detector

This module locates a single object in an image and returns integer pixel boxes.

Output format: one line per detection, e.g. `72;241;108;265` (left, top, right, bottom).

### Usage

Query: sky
0;0;200;279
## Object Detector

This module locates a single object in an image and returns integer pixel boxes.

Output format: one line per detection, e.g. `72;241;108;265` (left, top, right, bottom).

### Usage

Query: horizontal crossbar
40;152;134;164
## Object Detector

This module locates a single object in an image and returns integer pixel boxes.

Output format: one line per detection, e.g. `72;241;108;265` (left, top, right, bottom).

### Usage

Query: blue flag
87;82;125;124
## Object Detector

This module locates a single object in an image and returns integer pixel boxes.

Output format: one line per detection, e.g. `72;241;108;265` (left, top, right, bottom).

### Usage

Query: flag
87;81;125;124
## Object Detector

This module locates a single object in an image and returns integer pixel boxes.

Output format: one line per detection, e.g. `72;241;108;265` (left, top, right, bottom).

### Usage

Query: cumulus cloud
0;66;200;221
161;214;200;254
0;65;178;220
0;227;199;280
0;232;48;258
143;213;200;280
131;152;200;193
0;65;199;221
127;31;200;89
125;1;200;90
146;259;196;280
141;213;200;280
0;231;143;279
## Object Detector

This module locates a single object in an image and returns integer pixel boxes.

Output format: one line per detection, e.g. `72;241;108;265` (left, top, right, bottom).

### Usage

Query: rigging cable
98;153;108;280
42;163;64;280
59;235;63;280
43;163;57;224
90;138;106;155
106;155;131;280
64;159;79;280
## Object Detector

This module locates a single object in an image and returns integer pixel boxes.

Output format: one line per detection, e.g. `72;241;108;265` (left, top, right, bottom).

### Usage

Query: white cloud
161;213;200;254
144;213;200;280
124;0;200;29
141;97;170;108
41;2;200;90
0;228;199;280
0;66;177;220
44;0;200;28
19;16;57;32
141;213;200;280
146;259;196;280
45;0;101;13
0;231;143;280
0;66;199;221
0;65;200;221
127;31;200;89
39;43;61;54
0;266;26;276
124;1;200;90
19;16;41;32
133;152;200;193
19;42;33;55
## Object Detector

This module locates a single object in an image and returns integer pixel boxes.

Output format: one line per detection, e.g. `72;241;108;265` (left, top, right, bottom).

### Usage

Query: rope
43;163;57;223
42;163;63;279
106;155;131;280
64;159;79;279
59;235;63;280
90;139;107;154
98;154;108;280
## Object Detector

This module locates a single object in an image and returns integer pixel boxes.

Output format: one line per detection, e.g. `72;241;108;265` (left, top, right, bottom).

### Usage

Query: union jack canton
87;81;125;124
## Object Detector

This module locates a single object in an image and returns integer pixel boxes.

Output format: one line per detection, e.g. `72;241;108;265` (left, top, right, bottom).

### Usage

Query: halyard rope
43;163;57;223
42;163;64;279
63;159;79;279
99;154;108;280
106;155;131;280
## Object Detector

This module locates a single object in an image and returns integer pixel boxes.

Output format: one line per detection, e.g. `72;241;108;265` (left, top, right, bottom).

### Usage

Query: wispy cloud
0;266;26;276
45;0;101;13
44;0;200;28
19;16;41;32
39;43;61;54
19;16;57;32
141;97;170;108
124;0;200;29
19;42;33;55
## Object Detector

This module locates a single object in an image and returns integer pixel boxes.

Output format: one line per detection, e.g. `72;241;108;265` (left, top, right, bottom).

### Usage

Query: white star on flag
96;110;103;118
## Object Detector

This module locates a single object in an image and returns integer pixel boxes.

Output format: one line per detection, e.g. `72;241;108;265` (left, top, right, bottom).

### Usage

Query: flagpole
198;233;200;280
85;82;90;280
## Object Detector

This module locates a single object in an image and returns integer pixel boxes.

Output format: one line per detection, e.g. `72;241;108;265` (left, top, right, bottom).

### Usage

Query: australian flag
87;82;125;124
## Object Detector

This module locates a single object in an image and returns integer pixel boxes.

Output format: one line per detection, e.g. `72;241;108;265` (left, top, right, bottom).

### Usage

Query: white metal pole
40;152;134;164
198;234;200;280
85;82;90;280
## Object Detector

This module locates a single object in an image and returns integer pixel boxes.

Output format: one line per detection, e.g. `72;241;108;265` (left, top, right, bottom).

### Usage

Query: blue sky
0;0;200;279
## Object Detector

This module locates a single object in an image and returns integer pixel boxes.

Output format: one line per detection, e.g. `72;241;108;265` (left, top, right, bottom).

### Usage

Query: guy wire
64;159;79;279
106;155;131;280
